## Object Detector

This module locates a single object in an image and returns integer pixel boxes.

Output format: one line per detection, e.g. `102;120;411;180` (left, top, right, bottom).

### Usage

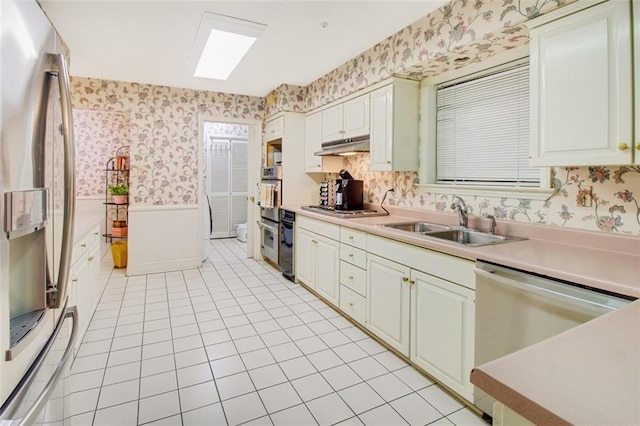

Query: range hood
314;135;370;156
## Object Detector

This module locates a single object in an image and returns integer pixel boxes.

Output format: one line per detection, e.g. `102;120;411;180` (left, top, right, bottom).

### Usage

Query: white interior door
206;137;248;238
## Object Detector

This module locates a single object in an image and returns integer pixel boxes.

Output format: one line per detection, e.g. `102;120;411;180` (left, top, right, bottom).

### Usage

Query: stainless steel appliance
259;166;282;264
473;261;633;419
313;135;370;156
279;210;295;281
1;0;79;422
301;205;387;218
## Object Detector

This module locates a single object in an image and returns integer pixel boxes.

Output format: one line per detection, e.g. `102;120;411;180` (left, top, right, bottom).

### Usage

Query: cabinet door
529;1;632;166
634;0;640;164
71;256;90;347
343;94;370;139
296;228;316;287
314;234;340;307
321;104;344;142
366;253;410;356
410;269;475;401
370;85;393;171
265;116;284;142
305;112;323;172
87;242;101;313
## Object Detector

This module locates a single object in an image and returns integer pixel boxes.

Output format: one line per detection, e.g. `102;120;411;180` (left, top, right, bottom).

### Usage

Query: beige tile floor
62;238;487;426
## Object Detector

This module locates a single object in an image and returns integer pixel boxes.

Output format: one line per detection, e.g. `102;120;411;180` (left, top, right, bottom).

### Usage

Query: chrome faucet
450;196;468;228
486;214;497;235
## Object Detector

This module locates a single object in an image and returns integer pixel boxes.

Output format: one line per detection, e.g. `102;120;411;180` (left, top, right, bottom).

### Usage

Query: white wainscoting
76;197;106;235
128;204;201;276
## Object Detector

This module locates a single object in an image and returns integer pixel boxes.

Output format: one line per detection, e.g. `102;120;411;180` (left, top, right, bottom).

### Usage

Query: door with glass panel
206;137;248;238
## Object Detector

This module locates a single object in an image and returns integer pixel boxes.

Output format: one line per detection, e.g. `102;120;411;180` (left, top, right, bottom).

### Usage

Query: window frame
418;49;554;201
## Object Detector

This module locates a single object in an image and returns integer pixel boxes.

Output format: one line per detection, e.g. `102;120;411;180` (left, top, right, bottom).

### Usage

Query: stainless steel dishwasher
473;261;633;418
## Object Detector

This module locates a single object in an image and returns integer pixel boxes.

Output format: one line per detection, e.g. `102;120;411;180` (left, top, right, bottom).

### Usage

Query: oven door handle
474;268;620;314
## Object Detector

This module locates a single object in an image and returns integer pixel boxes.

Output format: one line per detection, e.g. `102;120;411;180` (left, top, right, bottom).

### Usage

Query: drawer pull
348;275;353;280
410;280;416;286
88;256;94;262
617;142;629;151
80;243;87;248
348;236;354;240
72;277;78;283
402;276;409;282
348;253;354;257
93;232;99;236
348;302;354;307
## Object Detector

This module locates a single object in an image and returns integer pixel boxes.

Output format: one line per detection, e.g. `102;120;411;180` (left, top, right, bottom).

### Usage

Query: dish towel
265;184;275;209
259;183;268;207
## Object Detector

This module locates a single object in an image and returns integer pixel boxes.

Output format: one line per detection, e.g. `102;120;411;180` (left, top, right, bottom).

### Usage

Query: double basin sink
378;221;526;247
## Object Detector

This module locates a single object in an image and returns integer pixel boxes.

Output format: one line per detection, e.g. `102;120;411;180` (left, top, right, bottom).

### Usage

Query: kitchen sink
380;222;450;233
379;221;526;247
425;229;526;247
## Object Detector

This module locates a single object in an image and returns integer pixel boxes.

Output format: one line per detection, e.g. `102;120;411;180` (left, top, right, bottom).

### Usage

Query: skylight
193;12;266;81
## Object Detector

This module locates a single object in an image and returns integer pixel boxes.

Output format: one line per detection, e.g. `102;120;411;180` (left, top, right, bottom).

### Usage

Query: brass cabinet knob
402;276;409;282
348;253;354;257
636;142;640;150
348;236;354;240
88;256;94;262
317;164;321;167
410;280;416;285
93;232;99;236
72;277;78;283
618;142;629;151
348;275;354;280
386;160;391;164
81;243;87;248
249;196;255;202
348;302;354;307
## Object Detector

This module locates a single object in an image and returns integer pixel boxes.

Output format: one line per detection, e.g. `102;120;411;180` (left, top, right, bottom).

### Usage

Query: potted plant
108;184;129;204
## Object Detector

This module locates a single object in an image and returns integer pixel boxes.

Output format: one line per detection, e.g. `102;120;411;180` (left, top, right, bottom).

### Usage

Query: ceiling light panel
192;12;266;80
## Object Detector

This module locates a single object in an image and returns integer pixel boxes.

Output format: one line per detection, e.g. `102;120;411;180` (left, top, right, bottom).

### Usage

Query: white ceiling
39;1;447;97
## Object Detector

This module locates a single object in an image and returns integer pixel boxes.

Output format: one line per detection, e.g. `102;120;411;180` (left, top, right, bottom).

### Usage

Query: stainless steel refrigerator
0;0;79;423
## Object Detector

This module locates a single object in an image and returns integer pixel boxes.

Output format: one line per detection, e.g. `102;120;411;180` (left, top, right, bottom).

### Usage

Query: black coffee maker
335;169;364;210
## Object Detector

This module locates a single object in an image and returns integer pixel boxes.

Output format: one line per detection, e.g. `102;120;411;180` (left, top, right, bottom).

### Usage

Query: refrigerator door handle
0;305;79;425
47;53;76;309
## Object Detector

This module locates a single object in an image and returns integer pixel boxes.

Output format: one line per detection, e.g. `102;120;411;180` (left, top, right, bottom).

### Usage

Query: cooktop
301;205;388;218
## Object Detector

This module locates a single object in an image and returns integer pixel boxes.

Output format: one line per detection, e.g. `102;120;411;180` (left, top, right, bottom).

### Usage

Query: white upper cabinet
528;0;633;166
321;93;370;142
370;79;420;171
634;0;640;164
264;116;284;142
304;112;341;173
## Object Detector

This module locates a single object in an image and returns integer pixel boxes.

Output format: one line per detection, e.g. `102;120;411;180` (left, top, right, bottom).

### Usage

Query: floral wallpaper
331;154;640;235
203;122;249;139
70;77;264;205
297;0;573;111
73;110;130;196
264;84;308;117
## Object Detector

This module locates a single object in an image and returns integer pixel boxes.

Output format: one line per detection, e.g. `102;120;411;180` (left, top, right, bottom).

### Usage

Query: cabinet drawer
367;234;475;290
340;261;366;296
339;285;366;325
340;243;366;269
298;216;340;240
340;227;367;249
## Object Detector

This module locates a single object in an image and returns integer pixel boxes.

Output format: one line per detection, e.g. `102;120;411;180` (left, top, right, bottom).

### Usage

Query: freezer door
0;303;79;424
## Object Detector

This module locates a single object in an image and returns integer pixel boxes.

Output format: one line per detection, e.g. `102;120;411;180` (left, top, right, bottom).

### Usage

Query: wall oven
259;166;282;264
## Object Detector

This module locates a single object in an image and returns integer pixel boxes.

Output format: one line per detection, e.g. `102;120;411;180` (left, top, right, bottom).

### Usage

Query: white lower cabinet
69;224;102;356
366;254;411;356
296;218;340;307
410;269;475;401
297;216;476;403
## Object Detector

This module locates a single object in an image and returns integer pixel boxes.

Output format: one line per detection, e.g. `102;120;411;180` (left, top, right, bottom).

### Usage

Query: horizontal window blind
436;63;540;187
